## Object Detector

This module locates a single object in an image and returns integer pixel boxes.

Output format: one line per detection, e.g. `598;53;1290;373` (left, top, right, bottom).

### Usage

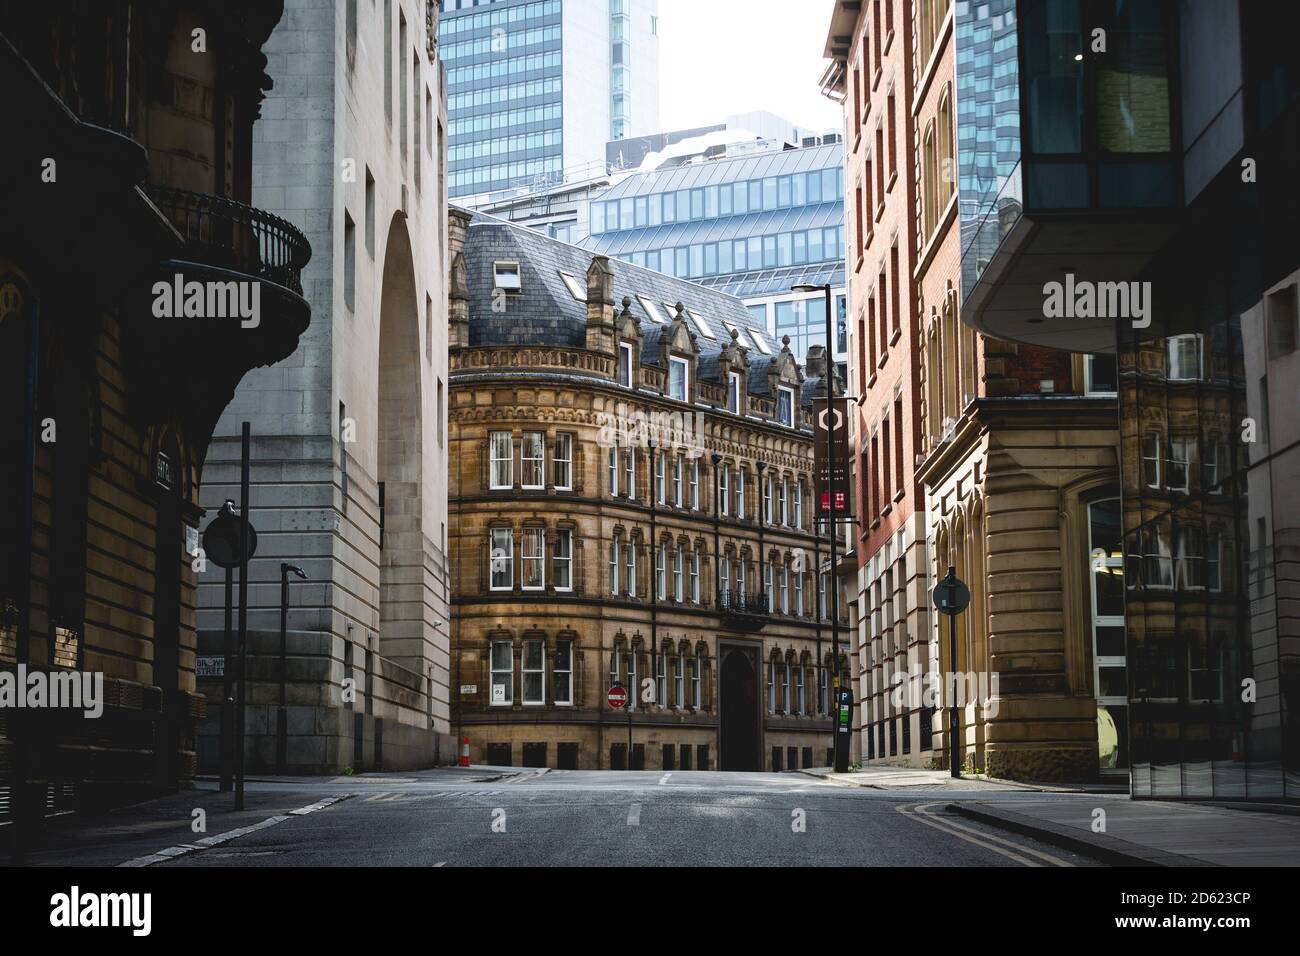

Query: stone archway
376;215;426;674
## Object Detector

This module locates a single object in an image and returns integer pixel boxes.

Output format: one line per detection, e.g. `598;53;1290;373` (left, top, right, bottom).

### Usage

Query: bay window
490;640;513;705
523;639;544;704
490;431;512;489
490;529;513;590
554;639;573;705
522;528;544;589
553;434;572;490
521;431;544;489
553;529;572;591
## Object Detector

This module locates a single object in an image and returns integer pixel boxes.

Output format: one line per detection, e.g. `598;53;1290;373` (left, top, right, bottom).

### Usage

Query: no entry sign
607;684;629;709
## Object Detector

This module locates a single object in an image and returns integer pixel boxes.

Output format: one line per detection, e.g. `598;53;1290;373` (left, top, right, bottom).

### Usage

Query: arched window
923;120;938;240
938;85;955;208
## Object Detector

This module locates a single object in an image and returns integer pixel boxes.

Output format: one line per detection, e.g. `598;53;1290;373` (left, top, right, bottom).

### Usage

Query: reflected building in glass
580;141;848;379
959;0;1299;800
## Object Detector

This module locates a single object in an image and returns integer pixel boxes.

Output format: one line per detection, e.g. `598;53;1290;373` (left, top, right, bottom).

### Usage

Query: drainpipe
757;460;767;611
649;438;658;717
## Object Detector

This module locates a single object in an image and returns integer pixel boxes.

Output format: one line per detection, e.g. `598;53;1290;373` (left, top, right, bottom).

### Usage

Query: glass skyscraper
439;0;660;199
580;142;848;374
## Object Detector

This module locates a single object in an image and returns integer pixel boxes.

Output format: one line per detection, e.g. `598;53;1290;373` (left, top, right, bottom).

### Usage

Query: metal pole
277;565;288;774
11;282;39;861
948;575;961;778
220;566;233;791
235;423;250;810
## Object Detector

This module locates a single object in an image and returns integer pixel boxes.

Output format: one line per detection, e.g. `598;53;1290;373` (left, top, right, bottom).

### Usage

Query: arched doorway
719;642;760;771
376;216;426;674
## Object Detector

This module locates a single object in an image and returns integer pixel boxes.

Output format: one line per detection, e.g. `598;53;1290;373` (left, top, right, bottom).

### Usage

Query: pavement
950;796;1300;867
4;765;1296;867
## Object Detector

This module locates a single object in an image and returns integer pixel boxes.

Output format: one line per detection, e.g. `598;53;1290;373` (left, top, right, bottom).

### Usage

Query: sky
655;0;843;135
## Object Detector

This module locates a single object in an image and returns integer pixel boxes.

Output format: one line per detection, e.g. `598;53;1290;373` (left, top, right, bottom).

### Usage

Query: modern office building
195;0;452;773
439;0;661;198
1;1;308;824
579;140;849;378
447;208;848;771
958;0;1299;800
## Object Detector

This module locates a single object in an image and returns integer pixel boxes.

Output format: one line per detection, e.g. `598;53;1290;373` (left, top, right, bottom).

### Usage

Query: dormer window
558;271;586;301
668;356;689;402
493;261;521;293
727;372;743;414
777;385;795;427
619;342;634;387
686;308;716;340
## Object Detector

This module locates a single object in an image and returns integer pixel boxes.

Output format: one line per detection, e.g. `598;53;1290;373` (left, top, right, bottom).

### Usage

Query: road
126;769;1103;867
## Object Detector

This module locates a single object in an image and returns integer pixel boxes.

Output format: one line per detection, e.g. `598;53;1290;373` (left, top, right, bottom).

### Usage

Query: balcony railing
146;185;311;296
718;589;771;622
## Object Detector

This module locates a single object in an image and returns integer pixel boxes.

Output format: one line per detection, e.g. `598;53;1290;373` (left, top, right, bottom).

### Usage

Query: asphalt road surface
144;769;1102;867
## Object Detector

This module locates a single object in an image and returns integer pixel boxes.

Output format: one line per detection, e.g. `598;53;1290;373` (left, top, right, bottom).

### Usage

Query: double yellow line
896;802;1074;867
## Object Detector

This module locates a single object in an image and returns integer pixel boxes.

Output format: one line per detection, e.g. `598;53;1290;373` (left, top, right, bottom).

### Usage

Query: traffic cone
459;735;470;767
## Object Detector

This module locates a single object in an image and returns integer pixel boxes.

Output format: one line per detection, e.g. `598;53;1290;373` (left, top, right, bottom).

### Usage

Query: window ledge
881;503;893;519
874;201;886;224
886;170;897;193
865;229;875;251
872;66;882;92
877;351;888;370
893;489;905;504
867;371;878;389
889;327;901;347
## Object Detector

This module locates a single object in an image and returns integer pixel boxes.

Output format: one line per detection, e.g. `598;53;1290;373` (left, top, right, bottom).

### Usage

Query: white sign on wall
491;684;506;703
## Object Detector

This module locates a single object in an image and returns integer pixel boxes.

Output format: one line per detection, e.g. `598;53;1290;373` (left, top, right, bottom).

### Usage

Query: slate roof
458;206;828;404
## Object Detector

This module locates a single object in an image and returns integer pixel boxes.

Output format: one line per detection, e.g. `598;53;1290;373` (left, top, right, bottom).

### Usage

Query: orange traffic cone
459;735;470;767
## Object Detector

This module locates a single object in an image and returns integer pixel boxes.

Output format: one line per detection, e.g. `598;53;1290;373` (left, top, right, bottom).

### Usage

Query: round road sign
607;684;629;709
202;502;257;569
932;569;971;616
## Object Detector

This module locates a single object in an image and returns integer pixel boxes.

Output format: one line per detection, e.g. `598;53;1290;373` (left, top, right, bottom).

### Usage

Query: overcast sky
656;0;843;134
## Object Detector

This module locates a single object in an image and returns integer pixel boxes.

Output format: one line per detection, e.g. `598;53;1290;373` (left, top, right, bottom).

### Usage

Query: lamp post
793;282;849;772
277;563;307;773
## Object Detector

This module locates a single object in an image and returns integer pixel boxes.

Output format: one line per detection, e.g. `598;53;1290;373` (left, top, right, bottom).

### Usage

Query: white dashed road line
117;794;353;868
658;773;672;785
627;803;641;826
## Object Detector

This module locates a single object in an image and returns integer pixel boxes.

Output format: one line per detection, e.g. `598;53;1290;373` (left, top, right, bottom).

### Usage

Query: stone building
448;208;848;771
824;0;1119;780
195;0;452;773
1;1;310;826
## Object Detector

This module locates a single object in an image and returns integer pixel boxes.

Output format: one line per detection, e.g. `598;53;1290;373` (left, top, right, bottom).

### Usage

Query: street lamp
277;562;308;773
792;282;849;772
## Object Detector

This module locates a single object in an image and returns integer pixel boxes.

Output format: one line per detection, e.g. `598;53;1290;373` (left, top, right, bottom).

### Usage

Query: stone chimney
447;207;472;349
585;255;616;353
804;344;827;379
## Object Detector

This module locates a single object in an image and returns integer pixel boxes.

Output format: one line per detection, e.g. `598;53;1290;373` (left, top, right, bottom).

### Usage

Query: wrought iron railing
145;185;311;296
718;589;771;616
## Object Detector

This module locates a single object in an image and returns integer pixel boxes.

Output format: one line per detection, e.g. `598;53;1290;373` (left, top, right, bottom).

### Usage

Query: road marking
627;803;641;826
432;861;446;867
117;794;352;867
913;804;1073;867
659;773;672;785
895;803;1072;867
